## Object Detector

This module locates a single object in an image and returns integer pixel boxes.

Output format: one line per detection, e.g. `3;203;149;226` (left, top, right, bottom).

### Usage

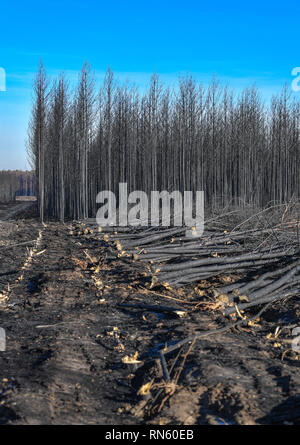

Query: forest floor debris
0;202;299;424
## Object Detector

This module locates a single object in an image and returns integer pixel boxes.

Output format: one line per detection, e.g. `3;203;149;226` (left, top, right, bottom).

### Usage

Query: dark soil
0;203;299;425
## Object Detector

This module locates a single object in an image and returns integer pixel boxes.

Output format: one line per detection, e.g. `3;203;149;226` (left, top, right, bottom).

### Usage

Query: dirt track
0;204;299;425
0;201;35;221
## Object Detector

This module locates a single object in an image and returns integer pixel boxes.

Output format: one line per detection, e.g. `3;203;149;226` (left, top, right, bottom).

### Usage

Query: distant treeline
28;62;300;221
0;171;35;203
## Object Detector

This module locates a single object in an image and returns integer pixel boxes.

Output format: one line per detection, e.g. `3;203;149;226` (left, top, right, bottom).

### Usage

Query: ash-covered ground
0;203;299;425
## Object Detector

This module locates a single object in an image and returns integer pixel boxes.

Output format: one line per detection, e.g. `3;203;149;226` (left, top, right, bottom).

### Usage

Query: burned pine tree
28;61;48;222
74;63;95;220
44;74;69;220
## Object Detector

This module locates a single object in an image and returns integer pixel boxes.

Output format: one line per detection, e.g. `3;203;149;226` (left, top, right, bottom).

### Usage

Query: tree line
0;171;35;203
27;62;300;222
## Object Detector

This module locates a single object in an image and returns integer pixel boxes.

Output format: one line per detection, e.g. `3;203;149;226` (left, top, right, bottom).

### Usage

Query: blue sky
1;0;300;170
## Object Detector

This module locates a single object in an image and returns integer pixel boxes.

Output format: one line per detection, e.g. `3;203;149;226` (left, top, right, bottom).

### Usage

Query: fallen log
246;263;300;301
158;258;284;283
158;251;295;273
224;290;298;315
219;259;300;297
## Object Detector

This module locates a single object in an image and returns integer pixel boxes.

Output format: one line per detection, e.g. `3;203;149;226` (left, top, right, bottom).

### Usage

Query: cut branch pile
83;205;300;317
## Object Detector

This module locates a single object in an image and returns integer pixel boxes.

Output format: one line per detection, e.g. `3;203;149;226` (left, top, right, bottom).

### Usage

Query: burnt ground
0;203;299;425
